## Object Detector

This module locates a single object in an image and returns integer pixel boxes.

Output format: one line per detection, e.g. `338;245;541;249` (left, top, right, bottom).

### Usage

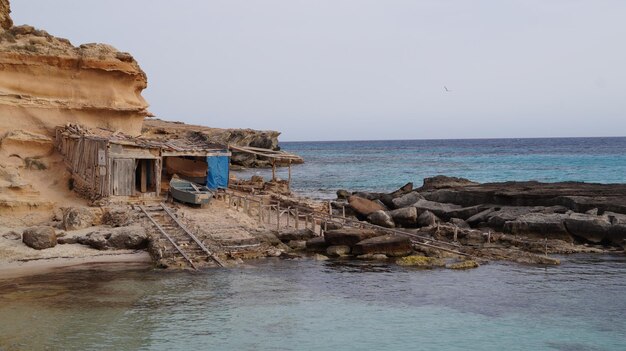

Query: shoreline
0;251;152;280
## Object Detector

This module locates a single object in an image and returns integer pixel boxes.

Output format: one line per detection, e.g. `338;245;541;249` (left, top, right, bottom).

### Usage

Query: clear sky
11;0;626;141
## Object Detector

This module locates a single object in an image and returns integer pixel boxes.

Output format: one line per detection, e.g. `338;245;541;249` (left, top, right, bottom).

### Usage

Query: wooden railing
216;189;469;256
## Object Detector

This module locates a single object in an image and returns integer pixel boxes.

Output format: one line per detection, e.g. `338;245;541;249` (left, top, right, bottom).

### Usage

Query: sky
10;0;626;141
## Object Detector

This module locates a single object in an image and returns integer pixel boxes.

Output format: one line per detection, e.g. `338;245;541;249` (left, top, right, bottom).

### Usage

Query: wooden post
295;208;299;229
140;160;147;193
272;160;276;181
276;203;280;230
286;207;291;228
342;205;346;218
304;213;308;230
258;203;263;223
328;201;332;216
453;226;458;242
288;160;292;189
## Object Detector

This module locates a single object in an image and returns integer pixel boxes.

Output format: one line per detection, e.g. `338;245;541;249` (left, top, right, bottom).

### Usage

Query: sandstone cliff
1;0;11;30
0;1;149;138
0;0;145;222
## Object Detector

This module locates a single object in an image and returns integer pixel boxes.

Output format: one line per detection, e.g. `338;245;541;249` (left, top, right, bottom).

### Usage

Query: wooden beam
272;160;276;181
140;160;147;193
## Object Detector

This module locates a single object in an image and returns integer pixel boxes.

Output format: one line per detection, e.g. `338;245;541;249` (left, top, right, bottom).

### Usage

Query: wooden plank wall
55;133;108;199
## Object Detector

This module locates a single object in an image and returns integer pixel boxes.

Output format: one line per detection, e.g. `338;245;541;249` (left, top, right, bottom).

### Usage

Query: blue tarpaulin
206;155;229;189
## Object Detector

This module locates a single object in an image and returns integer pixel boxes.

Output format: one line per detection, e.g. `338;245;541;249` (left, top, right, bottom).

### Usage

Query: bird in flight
444;86;451;92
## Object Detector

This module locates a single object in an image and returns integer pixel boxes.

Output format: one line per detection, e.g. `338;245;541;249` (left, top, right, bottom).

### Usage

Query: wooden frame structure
229;145;302;186
55;125;230;200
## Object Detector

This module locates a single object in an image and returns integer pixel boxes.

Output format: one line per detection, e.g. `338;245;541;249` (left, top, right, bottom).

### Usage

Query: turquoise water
237;137;626;198
1;255;625;350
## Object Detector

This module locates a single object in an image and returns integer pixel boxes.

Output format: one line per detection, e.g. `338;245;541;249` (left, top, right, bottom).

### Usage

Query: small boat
169;177;214;206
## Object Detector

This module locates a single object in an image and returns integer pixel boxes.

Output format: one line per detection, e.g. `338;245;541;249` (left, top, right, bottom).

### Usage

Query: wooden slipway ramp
140;203;225;269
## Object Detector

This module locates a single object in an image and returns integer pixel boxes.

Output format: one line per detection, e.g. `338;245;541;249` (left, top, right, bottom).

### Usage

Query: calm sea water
2;137;625;350
1;255;625;351
236;137;626;199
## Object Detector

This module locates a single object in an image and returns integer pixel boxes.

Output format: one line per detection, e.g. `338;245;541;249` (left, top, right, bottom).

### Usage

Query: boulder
564;213;612;243
352;192;384;201
391;192;424;209
336;189;351;200
62;207;96;230
449;218;470;229
306;237;328;252
326;245;351;257
503;213;572;241
445;205;490;221
78;232;109;250
277;228;316;242
485;207;535;231
22;226;57;250
323;221;344;231
313;253;329;261
418;175;479;191
390;182;414;197
287;240;307;250
78;226;148;250
417;210;439;227
466;208;495;226
106;226;148;249
102;209;131;227
367;210;395;228
412;199;462;220
387;207;418;227
348;196;386;217
352;235;412;257
373;200;389;211
324;228;382;246
57;236;79;245
379;194;396;209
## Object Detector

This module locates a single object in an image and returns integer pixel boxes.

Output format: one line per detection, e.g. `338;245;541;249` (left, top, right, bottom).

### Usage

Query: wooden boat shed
55;125;231;200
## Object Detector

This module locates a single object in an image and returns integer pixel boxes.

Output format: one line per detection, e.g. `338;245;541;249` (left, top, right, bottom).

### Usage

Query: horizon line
279;135;626;143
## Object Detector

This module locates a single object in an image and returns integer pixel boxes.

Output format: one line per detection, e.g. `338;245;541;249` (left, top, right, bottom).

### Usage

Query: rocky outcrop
337;175;626;249
142;119;301;168
0;0;11;31
421;179;626;214
22;226;56;249
0;23;149;137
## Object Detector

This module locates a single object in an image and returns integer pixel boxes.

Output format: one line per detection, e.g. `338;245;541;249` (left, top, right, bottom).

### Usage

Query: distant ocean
236;137;626;199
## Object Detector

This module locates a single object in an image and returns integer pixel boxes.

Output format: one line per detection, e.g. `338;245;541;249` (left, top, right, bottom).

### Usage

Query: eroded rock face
0;9;149;137
23;226;56;250
1;0;12;31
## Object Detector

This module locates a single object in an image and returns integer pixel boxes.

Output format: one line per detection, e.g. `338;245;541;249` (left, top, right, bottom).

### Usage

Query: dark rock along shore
331;176;626;256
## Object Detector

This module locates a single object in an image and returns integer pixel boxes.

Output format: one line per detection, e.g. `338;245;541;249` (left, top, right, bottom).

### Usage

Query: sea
1;137;625;351
237;137;626;199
